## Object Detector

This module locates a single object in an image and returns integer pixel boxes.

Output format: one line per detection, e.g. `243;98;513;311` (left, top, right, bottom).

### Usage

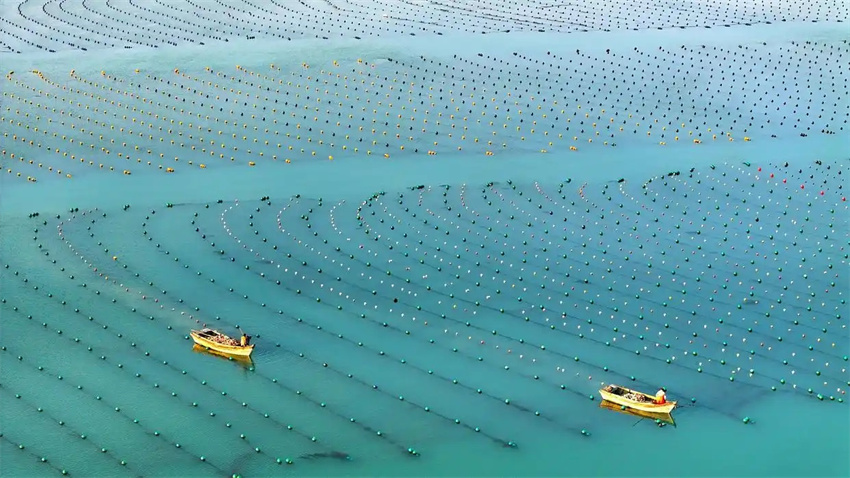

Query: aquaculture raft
599;385;677;414
190;328;254;357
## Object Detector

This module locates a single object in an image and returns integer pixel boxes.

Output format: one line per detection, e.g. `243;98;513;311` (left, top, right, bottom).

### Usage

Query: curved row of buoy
1;220;374;473
49;205;532;453
357;182;845;398
2;0;847;53
141;162;840;408
221;199;601;431
3;40;846;181
2;160;846;477
0;334;228;476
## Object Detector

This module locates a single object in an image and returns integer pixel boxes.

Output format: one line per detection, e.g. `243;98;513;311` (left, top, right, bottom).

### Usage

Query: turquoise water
1;1;849;477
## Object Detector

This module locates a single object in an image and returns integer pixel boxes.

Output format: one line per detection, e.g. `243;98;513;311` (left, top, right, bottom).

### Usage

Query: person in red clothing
655;388;667;404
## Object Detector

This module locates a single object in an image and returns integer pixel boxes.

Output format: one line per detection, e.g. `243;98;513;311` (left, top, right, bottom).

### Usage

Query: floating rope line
614;173;844;342
41;200;576;446
210;171;836;408
1;4;849;478
137;205;530;444
3;41;847;180
484;177;840;368
253;201;599;406
6;161;840;452
0;296;326;467
0;360;229;476
359;186;802;392
271;196;729;416
511;179;845;375
0;264;359;457
2;0;848;53
33;209;510;453
197;192;836;416
0;423;74;476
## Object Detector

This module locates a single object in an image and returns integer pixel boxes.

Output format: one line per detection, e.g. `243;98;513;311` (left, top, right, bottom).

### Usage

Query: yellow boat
190;328;254;357
599;400;676;426
599;384;676;414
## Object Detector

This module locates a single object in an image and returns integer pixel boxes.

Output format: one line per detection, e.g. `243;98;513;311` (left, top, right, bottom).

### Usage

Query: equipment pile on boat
206;331;240;346
623;392;652;403
605;384;651;403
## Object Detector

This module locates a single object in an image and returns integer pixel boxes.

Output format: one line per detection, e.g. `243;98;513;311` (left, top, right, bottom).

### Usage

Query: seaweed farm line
1;0;849;476
2;156;847;476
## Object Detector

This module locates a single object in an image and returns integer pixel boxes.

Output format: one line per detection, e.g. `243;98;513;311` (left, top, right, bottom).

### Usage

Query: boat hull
191;331;254;357
192;344;254;366
599;387;677;414
599;400;676;426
